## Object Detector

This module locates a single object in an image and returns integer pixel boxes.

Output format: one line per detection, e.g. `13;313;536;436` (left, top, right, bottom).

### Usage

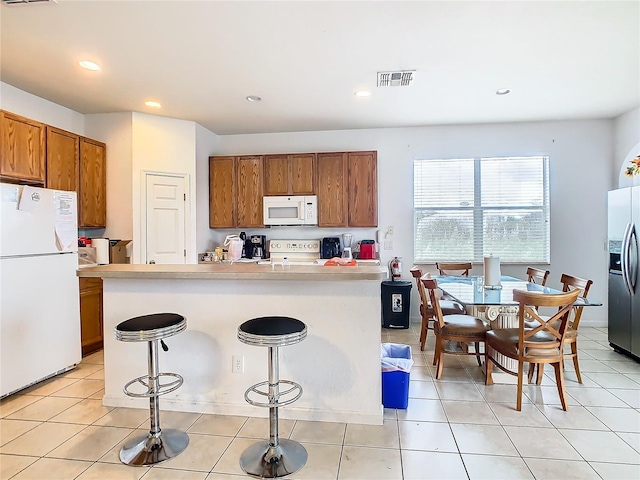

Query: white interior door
145;174;186;264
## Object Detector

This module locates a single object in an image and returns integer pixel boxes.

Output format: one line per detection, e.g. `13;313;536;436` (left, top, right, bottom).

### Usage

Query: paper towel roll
93;238;110;265
484;255;501;286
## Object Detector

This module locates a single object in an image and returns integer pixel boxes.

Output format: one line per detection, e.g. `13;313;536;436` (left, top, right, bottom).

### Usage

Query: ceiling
1;0;639;135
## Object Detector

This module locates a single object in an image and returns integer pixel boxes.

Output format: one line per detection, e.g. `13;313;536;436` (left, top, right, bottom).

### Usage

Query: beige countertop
77;262;388;281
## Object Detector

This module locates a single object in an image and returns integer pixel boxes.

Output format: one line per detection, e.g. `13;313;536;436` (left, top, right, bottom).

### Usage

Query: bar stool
114;313;189;466
237;316;308;478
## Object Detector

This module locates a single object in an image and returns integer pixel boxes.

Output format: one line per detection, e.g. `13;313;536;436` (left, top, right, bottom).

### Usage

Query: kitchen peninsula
78;263;388;425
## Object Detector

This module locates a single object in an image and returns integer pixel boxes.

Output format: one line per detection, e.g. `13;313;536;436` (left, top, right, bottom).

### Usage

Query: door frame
140;171;191;265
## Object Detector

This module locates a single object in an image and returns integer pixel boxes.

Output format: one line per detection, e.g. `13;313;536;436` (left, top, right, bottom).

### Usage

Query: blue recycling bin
381;343;414;409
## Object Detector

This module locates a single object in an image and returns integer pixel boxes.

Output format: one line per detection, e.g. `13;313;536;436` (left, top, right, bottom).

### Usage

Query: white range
262;239;322;265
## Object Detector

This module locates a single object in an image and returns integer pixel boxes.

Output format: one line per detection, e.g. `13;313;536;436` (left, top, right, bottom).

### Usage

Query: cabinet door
236;155;264;227
79;138;106;228
46;127;79;191
79;278;103;356
263;155;289;196
209;156;236;228
291;153;315;195
348;151;378;227
317;152;348;227
0;111;46;184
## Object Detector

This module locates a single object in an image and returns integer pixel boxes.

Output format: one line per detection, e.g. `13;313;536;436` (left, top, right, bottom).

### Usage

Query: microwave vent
377;70;415;87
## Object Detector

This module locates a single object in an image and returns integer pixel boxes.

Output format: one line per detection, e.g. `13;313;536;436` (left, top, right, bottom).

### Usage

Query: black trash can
381;281;412;329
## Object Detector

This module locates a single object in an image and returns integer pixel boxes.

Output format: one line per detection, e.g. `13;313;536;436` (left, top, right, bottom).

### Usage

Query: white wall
195;123;220;253
0;82;85;135
130;113;198;263
614;107;640;188
85;113;133;240
212;120;613;325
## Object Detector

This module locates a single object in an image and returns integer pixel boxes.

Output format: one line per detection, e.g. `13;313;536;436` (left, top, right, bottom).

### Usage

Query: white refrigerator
1;183;81;398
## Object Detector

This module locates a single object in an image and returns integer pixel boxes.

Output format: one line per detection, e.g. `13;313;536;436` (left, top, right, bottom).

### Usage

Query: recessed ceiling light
355;90;371;97
496;88;511;95
79;60;100;71
246;95;262;102
144;101;161;108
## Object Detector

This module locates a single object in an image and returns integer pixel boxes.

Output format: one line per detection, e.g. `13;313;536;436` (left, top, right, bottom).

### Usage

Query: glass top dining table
434;275;598;308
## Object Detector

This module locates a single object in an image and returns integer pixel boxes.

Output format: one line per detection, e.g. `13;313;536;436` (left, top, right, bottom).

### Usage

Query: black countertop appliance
321;237;342;259
250;235;267;259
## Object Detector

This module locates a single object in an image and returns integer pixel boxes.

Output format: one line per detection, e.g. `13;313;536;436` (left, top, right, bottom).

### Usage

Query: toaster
359;240;376;260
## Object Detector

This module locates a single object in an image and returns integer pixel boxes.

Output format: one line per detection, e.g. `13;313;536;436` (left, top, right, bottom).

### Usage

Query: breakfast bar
78;263;388;425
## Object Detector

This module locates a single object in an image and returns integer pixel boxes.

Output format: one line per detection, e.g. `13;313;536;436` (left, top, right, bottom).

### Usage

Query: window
414;156;550;263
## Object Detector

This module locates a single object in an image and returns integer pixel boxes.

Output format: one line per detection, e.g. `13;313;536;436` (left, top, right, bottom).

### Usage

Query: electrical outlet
384;240;393;250
387;226;394;236
232;355;244;374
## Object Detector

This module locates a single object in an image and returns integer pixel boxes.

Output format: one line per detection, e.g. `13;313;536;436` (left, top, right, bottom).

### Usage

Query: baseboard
101;394;384;426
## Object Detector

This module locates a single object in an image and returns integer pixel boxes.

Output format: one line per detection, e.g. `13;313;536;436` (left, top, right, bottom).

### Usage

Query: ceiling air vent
2;0;56;4
377;70;415;87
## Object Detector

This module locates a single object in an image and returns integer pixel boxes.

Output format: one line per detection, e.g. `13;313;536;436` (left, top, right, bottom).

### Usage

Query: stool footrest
123;373;184;398
244;380;303;408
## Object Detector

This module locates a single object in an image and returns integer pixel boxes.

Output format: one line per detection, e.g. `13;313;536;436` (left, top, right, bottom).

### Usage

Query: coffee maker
250;235;267;259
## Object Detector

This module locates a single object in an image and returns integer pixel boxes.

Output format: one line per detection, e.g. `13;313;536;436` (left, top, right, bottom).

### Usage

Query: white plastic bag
224;235;243;261
381;343;414;373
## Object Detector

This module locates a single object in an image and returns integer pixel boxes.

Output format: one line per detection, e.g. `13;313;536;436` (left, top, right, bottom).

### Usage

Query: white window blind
414;156;550;263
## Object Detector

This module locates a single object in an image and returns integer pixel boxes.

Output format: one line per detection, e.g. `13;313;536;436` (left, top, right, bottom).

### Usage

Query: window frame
413;155;550;264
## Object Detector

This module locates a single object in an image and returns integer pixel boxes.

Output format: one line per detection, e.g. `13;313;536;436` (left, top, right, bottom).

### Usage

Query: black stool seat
115;313;186;343
238;316;307;347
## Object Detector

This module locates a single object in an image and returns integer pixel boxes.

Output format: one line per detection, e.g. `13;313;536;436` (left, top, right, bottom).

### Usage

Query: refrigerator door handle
628;223;638;294
621;222;634;295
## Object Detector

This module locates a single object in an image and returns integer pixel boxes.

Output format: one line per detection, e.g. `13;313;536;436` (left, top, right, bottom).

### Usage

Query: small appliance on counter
250;235;267;259
342;233;353;260
321;237;342;259
359;240;376;260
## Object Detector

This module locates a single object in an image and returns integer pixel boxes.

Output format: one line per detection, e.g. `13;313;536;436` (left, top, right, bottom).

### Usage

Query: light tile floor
1;325;639;479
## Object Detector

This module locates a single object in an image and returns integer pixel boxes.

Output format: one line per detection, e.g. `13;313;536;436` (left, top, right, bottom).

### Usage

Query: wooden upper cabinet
0;111;46;184
79;137;106;228
317;152;348;227
264;155;289;196
264;153;315;196
209;156;236;228
348;151;378;227
46;126;79;191
236;155;264;227
290;153;315;195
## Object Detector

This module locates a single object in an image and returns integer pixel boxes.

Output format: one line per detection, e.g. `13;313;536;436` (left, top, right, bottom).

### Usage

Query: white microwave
263;195;318;226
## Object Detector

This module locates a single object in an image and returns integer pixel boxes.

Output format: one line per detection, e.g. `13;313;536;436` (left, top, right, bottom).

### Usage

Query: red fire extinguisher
389;256;402;281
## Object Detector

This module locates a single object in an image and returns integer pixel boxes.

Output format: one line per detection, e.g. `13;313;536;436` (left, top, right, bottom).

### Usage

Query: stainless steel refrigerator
607;185;640;359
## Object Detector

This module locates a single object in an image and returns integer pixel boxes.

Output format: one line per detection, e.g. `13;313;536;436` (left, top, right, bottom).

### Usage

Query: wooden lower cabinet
79;278;103;356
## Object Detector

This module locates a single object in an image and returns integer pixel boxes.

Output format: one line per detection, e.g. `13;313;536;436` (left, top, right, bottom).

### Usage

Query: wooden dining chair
436;262;472;277
410;267;465;352
528;274;594;384
422;276;490;379
526;267;550;286
486;288;580;411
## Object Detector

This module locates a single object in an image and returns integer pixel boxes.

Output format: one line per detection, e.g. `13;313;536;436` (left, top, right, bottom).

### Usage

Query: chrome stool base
239;439;308;478
119;429;189;466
